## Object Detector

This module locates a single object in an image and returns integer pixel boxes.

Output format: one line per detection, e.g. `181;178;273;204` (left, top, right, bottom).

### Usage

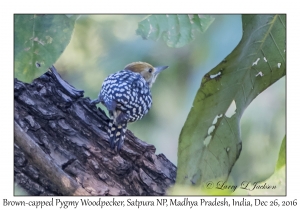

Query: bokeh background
53;15;285;194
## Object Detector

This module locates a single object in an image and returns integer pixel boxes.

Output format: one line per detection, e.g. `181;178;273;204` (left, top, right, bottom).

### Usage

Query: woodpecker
90;62;168;151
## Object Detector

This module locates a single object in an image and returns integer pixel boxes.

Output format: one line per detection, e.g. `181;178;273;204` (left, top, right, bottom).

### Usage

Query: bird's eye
148;68;153;73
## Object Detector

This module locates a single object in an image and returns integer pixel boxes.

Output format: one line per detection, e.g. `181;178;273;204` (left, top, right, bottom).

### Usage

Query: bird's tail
108;120;127;152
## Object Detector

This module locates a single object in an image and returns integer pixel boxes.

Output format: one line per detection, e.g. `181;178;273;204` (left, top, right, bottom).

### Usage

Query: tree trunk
14;66;176;196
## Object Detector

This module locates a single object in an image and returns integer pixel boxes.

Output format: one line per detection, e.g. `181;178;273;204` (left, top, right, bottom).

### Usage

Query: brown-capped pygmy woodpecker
90;62;168;151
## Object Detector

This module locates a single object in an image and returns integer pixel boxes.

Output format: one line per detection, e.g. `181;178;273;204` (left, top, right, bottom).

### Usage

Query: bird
90;61;168;152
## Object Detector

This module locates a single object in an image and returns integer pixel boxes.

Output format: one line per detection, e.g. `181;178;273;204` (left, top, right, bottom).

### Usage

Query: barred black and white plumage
90;62;168;151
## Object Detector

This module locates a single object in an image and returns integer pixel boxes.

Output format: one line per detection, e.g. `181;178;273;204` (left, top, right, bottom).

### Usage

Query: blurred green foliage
14;183;28;195
136;15;215;48
14;15;286;195
276;135;286;170
14;14;78;82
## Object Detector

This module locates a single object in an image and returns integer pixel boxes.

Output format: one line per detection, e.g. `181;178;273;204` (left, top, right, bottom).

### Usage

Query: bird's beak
154;66;169;75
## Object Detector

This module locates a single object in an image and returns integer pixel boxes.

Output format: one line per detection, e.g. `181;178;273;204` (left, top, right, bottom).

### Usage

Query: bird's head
124;61;168;87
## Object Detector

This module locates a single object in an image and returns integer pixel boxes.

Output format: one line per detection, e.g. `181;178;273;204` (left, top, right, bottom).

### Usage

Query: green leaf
14;14;78;82
276;135;286;170
136;15;215;48
177;15;286;187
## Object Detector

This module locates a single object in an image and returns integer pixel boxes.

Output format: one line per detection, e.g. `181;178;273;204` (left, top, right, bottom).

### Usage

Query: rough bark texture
14;67;176;196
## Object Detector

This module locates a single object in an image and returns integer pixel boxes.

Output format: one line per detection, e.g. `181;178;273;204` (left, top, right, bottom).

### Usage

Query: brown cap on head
124;61;168;87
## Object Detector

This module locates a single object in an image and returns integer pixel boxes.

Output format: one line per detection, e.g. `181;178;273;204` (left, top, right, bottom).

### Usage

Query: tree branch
14;66;176;196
